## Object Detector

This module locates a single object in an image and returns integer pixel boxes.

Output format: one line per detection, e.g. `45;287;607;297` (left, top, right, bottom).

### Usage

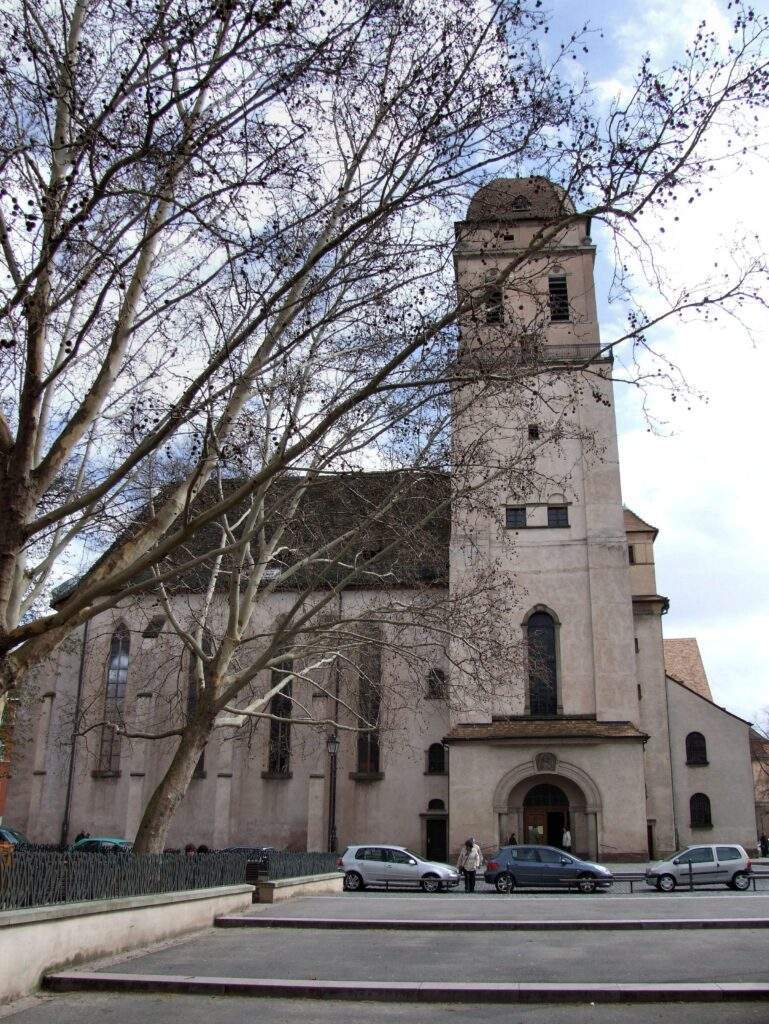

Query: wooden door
523;809;546;846
425;818;447;862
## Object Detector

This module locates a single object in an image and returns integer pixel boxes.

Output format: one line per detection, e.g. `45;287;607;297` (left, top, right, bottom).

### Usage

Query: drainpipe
60;619;89;848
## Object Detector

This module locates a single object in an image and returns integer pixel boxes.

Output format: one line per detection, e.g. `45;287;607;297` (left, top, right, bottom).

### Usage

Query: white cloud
576;0;769;720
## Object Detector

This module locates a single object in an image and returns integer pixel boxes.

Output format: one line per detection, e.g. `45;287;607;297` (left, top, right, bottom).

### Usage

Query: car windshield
403;850;423;861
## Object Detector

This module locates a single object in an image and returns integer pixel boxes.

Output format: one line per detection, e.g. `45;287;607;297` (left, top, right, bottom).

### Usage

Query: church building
3;179;759;861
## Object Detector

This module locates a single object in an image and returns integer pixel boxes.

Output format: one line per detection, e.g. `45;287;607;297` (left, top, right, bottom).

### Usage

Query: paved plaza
4;888;769;1022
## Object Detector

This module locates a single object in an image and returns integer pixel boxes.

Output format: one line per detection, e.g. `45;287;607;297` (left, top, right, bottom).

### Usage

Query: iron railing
259;850;340;881
0;848;341;912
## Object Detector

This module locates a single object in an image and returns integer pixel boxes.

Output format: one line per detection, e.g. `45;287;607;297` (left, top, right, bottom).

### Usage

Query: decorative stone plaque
535;752;556;772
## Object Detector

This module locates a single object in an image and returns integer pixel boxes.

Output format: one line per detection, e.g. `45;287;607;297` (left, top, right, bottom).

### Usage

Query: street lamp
326;733;340;853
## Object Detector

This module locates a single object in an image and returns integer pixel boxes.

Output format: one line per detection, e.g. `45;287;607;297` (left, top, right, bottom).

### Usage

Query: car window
536;848;562;864
679;847;714;864
76;841;99;852
355;847;379;861
387;850;413;864
716;847;742;861
514;847;539;862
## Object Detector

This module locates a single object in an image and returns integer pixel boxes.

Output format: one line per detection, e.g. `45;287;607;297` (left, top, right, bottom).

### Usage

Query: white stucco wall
666;677;756;851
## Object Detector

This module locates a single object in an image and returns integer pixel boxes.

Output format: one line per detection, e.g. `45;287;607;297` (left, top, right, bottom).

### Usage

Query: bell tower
446;178;649;858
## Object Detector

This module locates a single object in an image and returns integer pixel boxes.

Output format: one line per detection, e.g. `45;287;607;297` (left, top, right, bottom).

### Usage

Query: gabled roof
623;507;658;538
666;675;752;727
663;638;712;701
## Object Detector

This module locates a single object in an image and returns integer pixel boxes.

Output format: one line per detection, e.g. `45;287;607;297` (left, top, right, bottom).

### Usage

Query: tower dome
466;176;575;222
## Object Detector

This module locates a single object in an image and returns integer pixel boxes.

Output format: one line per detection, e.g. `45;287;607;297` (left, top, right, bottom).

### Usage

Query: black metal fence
0;849;260;911
259;850;339;881
0;848;341;911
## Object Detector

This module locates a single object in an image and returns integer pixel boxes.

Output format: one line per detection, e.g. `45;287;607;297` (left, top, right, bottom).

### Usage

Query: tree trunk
132;718;212;854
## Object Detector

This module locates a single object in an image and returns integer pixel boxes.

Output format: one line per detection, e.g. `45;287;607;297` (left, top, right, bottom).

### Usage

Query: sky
547;0;769;721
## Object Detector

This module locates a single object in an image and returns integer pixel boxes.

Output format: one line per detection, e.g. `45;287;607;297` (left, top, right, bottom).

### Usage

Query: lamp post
326;733;340;853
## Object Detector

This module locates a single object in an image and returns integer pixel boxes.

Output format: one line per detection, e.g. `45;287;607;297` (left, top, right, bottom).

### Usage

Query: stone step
41;972;769;1004
215;914;769;931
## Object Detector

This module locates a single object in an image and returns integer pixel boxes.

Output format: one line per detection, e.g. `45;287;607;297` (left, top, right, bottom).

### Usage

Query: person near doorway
562;827;572;853
760;833;768;858
508;832;518;846
457;837;483;893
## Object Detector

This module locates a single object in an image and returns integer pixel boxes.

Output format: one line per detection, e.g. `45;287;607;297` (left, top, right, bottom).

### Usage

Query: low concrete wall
0;883;253;1005
256;871;343;904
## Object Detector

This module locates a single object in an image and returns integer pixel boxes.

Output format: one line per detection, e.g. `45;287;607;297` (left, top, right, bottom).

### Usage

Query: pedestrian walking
507;832;518;846
457;837;483;893
760;833;768;858
562;827;572;853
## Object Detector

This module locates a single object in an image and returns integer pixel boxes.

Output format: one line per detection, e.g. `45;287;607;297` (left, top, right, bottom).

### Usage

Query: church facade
3;179;759;861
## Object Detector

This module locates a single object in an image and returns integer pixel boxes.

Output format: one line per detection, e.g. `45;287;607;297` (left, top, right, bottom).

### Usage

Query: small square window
547;505;569;528
506;506;527;529
528;424;540;441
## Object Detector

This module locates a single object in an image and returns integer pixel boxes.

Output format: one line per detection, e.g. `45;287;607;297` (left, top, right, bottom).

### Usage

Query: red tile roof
663;638;713;701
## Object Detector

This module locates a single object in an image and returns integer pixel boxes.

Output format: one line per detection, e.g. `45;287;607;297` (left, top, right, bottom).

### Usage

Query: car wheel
495;872;514;894
730;871;751;891
656;873;676;893
343;871;364;892
577;874;597;894
421;874;441;893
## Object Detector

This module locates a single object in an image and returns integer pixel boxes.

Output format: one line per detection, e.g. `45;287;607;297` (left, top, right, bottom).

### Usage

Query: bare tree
1;0;769;757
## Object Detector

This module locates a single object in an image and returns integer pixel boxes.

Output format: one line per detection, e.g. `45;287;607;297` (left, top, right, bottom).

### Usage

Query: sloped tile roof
663;638;713;700
623;507;658;537
444;718;647;743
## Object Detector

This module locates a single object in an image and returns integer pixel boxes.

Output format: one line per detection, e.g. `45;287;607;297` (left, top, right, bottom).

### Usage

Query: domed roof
466;176;575;222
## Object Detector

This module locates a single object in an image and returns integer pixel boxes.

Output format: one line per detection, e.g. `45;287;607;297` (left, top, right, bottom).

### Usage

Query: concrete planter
0;883;253;1005
254;871;344;904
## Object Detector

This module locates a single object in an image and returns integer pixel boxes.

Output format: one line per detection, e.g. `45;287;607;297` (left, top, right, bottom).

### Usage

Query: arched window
427;798;446;811
484;269;503;324
426;668;447;700
523;783;569;807
548;269;569;322
527;611;558;716
686;731;708;765
357;635;382;774
426;743;446;774
690;792;712;828
97;625;130;774
267;660;293;776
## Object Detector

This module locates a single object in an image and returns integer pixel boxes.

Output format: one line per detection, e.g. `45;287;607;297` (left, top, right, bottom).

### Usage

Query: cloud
569;0;769;720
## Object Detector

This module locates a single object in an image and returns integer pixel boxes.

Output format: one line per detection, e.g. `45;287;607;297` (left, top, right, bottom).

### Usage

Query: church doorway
522;783;569;847
425;818;447;862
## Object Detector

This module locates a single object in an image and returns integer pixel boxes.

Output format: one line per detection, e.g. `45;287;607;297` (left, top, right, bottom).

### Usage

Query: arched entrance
494;763;601;859
523;783;569;848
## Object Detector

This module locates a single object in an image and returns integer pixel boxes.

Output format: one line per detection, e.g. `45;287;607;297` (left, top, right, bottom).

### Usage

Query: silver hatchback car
339;844;460;893
645;843;752;892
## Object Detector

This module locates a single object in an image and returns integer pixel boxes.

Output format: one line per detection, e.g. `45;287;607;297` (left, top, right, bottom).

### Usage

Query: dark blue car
484;844;614;893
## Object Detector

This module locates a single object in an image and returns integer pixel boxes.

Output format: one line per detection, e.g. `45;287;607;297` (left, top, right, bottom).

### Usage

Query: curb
42;972;769;1003
215;915;769;931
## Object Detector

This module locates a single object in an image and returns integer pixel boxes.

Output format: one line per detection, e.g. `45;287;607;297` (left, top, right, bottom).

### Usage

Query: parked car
483;844;614;893
645;844;752;892
71;836;132;853
339;844;460;893
0;826;30;847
